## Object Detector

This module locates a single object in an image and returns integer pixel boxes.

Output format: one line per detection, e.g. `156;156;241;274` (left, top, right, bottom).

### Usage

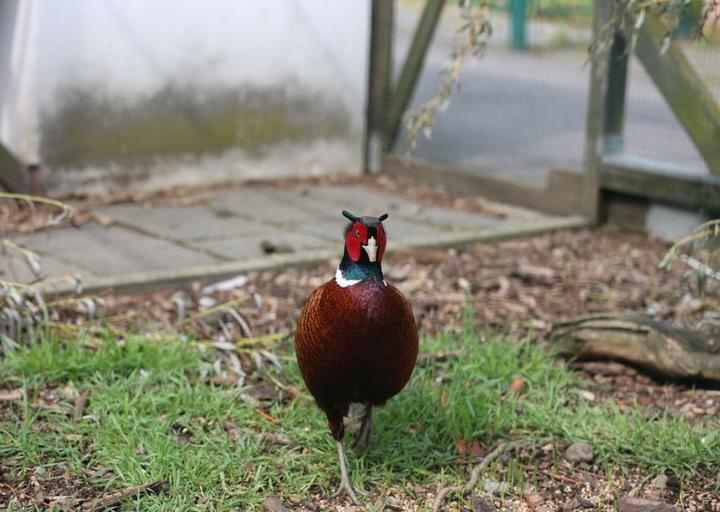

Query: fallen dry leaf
501;377;526;398
455;435;467;456
441;391;449;408
470;441;486;458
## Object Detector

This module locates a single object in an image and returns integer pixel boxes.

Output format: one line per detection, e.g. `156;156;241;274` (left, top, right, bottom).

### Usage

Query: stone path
3;182;587;293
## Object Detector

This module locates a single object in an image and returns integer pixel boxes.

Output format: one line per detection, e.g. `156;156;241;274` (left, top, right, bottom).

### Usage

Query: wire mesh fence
390;0;718;188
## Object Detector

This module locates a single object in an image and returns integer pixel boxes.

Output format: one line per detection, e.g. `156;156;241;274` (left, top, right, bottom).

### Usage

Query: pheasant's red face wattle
344;221;387;263
376;223;387;262
345;221;368;262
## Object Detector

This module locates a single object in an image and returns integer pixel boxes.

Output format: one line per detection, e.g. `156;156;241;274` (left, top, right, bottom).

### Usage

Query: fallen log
551;314;720;383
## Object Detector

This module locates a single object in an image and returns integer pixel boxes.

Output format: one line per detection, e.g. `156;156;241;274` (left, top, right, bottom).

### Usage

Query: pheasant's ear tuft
378;213;389;222
342;210;358;222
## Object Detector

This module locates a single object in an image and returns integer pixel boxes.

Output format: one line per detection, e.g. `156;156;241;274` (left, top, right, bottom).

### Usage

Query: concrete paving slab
266;186;504;234
412;206;507;231
68;215;591;295
266;185;509;233
5;181;586;294
211;187;337;225
99;203;262;241
0;247;89;283
264;185;425;219
14;224;218;276
185;228;334;260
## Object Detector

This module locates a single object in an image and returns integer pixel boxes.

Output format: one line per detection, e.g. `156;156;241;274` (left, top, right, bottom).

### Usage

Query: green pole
509;0;527;51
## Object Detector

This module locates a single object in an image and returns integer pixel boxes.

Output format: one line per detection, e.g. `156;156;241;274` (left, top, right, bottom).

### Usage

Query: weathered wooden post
583;0;629;223
366;0;395;175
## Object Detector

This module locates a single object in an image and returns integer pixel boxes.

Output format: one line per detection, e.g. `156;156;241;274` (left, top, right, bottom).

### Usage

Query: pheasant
295;210;418;503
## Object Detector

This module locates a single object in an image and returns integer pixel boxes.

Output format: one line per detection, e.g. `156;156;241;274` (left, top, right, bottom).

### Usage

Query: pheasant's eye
355;230;361;238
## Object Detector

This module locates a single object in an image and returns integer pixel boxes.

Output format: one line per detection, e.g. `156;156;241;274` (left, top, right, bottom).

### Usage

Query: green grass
1;328;718;510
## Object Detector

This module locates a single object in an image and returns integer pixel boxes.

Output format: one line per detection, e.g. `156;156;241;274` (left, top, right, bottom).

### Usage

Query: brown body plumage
296;278;418;440
294;210;418;503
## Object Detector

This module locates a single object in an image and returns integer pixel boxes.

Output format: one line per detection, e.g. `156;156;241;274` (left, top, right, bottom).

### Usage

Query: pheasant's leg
331;440;361;504
353;404;373;452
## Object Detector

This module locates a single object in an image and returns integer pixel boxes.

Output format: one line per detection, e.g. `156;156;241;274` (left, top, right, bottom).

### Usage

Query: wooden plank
365;0;395;174
386;0;446;149
600;154;720;210
635;15;720;175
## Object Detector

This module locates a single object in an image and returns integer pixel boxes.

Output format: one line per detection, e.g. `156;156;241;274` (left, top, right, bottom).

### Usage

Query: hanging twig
402;0;492;153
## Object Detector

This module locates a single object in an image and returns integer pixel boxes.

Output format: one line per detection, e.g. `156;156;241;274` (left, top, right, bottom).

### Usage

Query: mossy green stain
41;84;353;168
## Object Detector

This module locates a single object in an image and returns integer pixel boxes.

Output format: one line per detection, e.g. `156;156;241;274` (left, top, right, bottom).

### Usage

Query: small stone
471;494;496;512
564;441;594;463
579;390;596;401
263;496;290;512
561;498;578;511
482;480;510;494
260;239;294;254
198;296;217;308
457;277;471;291
577;496;597;508
617;496;679;512
524;492;544;507
653;474;668;490
645;489;663;501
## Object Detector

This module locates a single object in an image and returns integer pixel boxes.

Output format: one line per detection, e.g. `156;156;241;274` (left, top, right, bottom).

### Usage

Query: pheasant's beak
363;236;378;262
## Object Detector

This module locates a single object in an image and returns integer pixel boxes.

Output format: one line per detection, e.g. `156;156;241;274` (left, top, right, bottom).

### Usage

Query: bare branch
432;440;514;511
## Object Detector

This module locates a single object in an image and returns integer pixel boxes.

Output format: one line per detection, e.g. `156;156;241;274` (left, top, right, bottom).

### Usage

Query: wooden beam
386;0;446;149
365;0;395;174
635;15;720;175
600;154;720;210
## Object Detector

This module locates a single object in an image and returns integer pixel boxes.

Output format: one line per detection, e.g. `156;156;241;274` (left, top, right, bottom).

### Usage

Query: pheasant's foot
352;404;373;452
331;479;361;504
333;440;365;504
